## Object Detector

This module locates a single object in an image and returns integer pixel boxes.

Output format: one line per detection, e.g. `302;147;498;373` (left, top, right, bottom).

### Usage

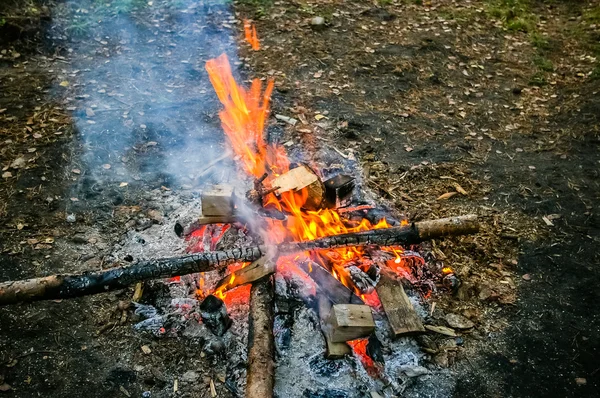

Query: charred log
0;215;478;305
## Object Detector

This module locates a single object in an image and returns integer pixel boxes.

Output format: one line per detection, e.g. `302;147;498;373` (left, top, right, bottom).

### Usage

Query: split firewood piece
202;185;236;216
213;256;276;294
323;174;355;208
270;165;325;210
376;274;425;337
296;260;364;305
246;277;274;398
326;304;375;343
318;296;351;359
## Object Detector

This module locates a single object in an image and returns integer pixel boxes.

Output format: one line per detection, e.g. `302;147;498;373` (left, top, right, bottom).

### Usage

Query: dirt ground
0;0;599;397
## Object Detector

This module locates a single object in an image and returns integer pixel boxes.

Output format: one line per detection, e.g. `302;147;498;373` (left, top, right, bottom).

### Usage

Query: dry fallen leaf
59;81;69;87
424;324;457;337
437;192;457;200
454;183;468;195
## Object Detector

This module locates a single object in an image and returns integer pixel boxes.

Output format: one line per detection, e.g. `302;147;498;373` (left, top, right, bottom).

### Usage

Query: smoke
57;0;246;195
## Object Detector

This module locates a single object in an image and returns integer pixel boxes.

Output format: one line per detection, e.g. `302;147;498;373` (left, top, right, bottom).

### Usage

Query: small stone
141;345;152;355
311;16;325;26
434;352;449;367
66;214;77;223
147;209;164;223
181;370;199;383
575;378;587;386
445;313;475;329
10;157;26;169
400;365;429;377
522;273;532;281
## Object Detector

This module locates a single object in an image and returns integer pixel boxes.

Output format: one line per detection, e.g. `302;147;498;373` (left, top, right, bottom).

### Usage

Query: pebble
311;16;325;27
400;365;429;377
66;213;77;223
180;370;199;383
575;378;587;386
445;313;475;329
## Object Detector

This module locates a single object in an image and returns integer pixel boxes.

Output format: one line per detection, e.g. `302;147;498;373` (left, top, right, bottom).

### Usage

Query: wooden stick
0;215;478;305
246;277;274;398
376;274;425;336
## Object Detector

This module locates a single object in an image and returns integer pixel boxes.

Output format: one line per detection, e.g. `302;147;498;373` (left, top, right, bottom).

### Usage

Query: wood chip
210;379;217;397
437;192;457;200
119;385;131;397
542;216;554;226
425;324;457;337
454;183;468;195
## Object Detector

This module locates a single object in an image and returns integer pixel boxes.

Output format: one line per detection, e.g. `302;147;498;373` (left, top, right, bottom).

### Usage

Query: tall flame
205;54;406;293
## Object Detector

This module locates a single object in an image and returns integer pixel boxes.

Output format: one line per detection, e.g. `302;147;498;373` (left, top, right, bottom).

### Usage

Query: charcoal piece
309;357;344;377
347;265;379;294
199;295;232;336
366;334;384;364
364;208;400;226
174;221;184;237
303;389;349;398
324;174;355;208
274;314;293;352
442;273;461;292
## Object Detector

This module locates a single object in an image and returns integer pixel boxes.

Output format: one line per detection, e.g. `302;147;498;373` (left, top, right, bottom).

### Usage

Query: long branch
0;215;478;305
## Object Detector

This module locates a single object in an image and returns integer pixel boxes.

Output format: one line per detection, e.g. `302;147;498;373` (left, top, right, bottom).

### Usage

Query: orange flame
205;53;406;294
244;20;260;51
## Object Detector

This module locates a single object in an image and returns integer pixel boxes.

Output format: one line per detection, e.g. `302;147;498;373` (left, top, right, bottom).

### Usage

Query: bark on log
0;215;478;305
246;277;274;398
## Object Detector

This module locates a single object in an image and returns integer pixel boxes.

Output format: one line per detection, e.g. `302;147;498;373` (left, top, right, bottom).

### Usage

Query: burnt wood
0;215;478;305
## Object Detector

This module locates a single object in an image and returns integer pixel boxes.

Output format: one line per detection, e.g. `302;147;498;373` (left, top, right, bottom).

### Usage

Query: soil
0;0;599;397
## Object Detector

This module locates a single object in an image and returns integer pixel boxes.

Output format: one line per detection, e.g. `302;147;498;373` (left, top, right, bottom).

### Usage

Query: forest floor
0;0;599;397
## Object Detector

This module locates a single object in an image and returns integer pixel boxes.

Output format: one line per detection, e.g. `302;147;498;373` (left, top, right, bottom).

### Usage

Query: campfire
0;26;480;398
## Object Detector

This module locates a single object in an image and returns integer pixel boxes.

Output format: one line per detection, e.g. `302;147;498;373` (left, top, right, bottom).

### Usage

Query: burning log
0;215;478;305
213;256;276;294
246;277;274;398
297;260;364;305
376;274;425;337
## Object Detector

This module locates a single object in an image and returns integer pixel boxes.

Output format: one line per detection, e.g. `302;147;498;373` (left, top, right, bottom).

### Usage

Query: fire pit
0;25;480;398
